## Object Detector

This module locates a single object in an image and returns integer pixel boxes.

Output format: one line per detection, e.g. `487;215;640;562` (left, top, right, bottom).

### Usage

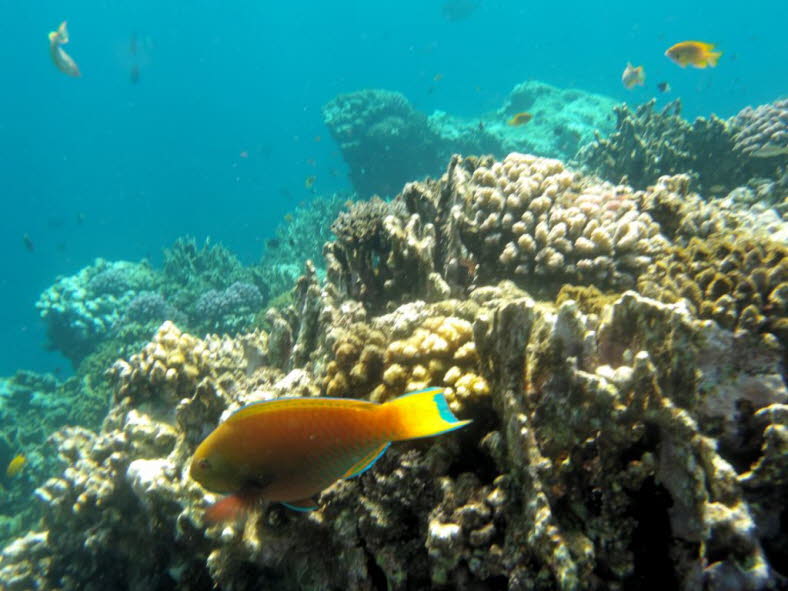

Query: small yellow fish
621;62;645;89
190;387;471;522
665;41;721;69
304;175;317;189
6;454;26;478
49;21;81;77
507;112;533;126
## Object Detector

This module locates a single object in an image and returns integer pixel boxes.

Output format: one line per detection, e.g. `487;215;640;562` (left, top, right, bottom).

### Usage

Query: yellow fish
507;112;533;126
49;21;81;78
665;41;721;69
6;454;26;478
621;62;645;89
190;387;471;522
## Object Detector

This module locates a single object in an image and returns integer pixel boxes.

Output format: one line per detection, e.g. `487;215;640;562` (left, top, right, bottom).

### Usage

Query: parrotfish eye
197;458;211;471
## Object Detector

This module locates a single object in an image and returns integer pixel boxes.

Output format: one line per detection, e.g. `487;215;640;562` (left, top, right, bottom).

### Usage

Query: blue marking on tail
434;392;460;423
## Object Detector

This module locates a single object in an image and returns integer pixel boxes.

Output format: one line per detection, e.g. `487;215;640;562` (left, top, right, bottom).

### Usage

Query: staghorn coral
637;235;788;348
574;99;744;193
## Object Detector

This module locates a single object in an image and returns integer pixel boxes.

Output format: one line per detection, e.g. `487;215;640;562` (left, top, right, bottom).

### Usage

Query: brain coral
731;97;788;157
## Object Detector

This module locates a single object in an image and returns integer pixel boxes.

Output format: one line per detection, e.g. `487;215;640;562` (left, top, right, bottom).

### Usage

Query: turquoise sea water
1;0;786;375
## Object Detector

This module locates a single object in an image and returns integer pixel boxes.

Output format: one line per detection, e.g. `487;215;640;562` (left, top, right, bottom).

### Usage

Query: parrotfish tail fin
707;51;722;67
385;388;471;441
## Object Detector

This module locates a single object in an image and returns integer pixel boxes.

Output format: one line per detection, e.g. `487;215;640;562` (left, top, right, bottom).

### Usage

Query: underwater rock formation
3;152;786;590
323;89;445;198
323;82;617;197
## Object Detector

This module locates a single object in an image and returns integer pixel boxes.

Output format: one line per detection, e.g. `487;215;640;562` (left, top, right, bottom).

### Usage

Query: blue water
1;0;786;375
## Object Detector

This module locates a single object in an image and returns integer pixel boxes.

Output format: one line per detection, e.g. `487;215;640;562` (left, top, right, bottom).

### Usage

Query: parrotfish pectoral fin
281;498;318;512
385;388;471;441
343;442;391;479
205;494;250;523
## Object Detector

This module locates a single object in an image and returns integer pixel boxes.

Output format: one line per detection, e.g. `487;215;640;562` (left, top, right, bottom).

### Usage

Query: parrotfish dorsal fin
342;442;391;479
281;498;318;512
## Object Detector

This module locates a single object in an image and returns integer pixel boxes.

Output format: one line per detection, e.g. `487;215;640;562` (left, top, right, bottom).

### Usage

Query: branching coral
575;99;743;192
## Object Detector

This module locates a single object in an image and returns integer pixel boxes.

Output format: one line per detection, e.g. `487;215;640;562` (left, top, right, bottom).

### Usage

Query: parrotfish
48;21;81;78
190;387;471;522
665;41;721;69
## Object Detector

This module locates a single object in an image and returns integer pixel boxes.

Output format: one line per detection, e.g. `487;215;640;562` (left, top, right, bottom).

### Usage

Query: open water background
1;0;786;374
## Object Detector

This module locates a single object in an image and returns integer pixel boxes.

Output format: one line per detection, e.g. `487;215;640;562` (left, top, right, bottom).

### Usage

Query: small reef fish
6;455;26;478
304;175;317;189
22;233;34;253
48;21;81;77
621;63;645;89
656;81;671;93
190;387;471;522
665;41;721;68
507;112;533;126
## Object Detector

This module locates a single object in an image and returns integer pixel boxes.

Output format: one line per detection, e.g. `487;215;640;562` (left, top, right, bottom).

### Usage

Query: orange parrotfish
665;41;721;69
49;21;81;77
190;387;471;522
621;62;645;89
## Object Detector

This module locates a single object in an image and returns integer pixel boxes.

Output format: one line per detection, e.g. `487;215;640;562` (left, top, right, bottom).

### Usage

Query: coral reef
324;81;617;197
259;193;349;302
576;97;788;206
731;97;788;158
1;282;785;590
193;282;263;335
574;99;743;193
323;89;444;197
36;259;158;364
637;235;788;348
326;153;668;311
5;151;787;590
